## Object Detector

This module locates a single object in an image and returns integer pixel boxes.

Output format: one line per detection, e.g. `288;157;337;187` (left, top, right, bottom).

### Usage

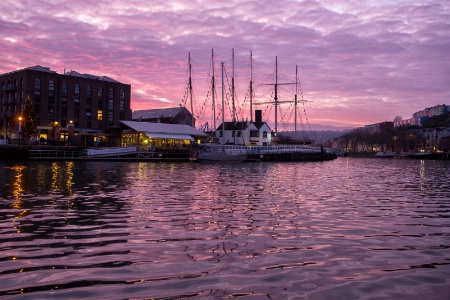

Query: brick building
0;65;131;144
132;107;194;127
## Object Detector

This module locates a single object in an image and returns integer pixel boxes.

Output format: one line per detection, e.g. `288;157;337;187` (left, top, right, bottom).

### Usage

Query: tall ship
183;50;336;162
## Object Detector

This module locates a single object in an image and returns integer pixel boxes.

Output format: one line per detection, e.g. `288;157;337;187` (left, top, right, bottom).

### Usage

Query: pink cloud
1;0;449;130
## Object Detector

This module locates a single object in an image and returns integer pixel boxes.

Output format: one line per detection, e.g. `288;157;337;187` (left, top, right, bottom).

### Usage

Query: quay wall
0;145;83;161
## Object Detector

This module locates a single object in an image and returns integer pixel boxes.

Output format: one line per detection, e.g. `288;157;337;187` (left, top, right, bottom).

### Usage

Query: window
14;79;18;105
0;82;3;104
119;89;125;111
74;84;80;104
98;87;103;108
48;106;54;119
86;85;92;106
263;131;268;138
20;78;24;102
49;80;55;104
97;112;103;129
62;81;68;103
108;88;114;110
61;107;67;118
250;131;260;137
34;78;41;103
108;111;113;122
74;108;79;119
237;131;242;137
86;109;91;117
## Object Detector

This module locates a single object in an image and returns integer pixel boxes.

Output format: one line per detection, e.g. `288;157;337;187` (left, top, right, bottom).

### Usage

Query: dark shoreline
0;145;337;162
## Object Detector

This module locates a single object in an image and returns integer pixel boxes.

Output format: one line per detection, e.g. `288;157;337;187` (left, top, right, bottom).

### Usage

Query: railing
220;145;325;154
29;150;83;158
82;146;137;156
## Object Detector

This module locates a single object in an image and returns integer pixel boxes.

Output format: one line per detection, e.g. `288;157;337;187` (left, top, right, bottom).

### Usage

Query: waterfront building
119;120;208;150
422;127;450;152
0;65;132;144
349;121;394;152
132;107;194;127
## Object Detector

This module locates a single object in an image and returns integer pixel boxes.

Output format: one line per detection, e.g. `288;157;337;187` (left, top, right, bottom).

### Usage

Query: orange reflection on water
12;165;26;208
51;162;60;191
11;165;27;233
66;161;74;196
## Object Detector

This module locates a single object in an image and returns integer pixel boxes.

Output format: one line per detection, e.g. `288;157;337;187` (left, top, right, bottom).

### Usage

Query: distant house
132;107;195;127
216;121;256;145
214;110;272;146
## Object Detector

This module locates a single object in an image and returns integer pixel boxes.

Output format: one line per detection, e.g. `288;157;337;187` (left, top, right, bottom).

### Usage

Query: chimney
255;110;262;122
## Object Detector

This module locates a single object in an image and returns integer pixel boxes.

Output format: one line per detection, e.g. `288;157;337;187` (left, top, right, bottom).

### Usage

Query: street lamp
67;120;74;146
53;121;59;144
18;116;22;144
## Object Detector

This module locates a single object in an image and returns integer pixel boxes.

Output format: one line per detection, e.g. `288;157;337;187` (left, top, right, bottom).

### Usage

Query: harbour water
0;158;449;299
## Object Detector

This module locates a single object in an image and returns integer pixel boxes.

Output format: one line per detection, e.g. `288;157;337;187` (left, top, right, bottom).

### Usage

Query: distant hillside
279;130;346;146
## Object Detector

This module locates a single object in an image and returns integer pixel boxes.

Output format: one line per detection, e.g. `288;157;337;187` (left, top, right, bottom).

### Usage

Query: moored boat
191;144;248;162
375;151;396;158
395;151;434;159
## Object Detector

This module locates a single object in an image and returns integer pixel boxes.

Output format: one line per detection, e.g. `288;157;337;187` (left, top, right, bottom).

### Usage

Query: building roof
132;107;189;120
64;70;120;83
26;65;57;73
216;121;270;131
1;65;57;76
0;65;122;83
120;120;207;137
253;121;271;130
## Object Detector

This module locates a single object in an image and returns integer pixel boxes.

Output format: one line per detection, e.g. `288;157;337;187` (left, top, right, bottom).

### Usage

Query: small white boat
197;151;248;162
375;151;396;158
192;145;248;162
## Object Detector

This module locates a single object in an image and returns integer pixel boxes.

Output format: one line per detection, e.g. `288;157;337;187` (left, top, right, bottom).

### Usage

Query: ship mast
256;57;304;136
295;65;298;139
221;62;225;144
275;56;278;134
232;48;236;122
250;51;253;122
211;49;216;131
188;53;194;127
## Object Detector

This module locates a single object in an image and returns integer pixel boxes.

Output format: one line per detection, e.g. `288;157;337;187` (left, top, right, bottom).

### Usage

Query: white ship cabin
216;120;272;146
215;110;273;146
119;120;208;150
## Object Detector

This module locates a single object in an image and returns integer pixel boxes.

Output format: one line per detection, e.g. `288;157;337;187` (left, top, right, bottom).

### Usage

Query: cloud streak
1;0;449;130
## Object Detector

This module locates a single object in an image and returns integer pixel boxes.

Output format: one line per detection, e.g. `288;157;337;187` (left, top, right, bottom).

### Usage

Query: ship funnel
255;110;262;122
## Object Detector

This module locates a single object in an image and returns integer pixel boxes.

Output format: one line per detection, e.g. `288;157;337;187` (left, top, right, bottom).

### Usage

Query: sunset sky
1;0;449;131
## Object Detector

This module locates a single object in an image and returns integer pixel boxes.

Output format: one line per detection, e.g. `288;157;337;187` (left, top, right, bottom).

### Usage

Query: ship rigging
181;50;314;143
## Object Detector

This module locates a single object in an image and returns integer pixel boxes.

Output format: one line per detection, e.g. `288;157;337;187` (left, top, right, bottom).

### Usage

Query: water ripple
0;159;449;299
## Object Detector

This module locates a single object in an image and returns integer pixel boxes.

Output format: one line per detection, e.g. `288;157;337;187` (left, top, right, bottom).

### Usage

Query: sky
1;0;449;131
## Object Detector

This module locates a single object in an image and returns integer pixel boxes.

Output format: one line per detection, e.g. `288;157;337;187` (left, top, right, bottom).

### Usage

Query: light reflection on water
0;158;449;299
